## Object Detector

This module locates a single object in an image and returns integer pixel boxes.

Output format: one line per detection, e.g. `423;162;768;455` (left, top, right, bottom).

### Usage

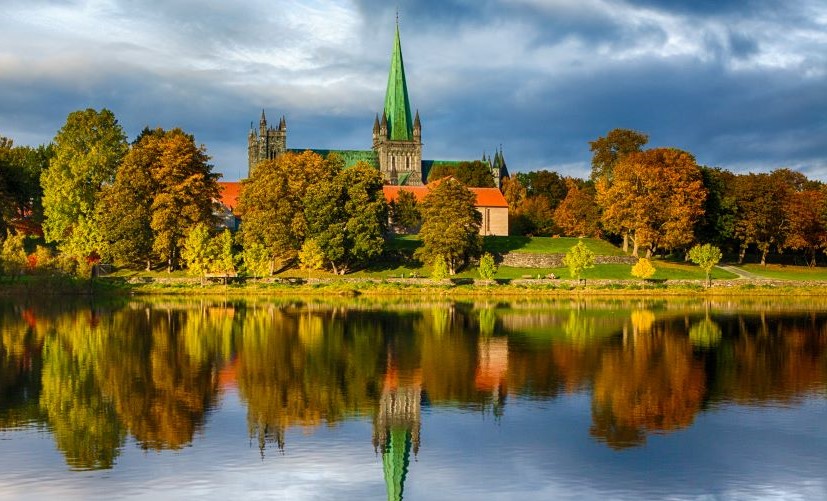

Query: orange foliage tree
597;148;706;257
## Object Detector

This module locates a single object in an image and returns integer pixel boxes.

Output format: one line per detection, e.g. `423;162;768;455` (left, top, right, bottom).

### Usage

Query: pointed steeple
373;113;381;134
384;22;413;141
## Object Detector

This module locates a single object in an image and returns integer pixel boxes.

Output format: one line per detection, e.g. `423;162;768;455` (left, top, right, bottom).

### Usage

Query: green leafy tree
41;109;128;260
0;137;51;236
688;243;722;286
563;240;595;282
431;255;449;280
416;178;482;274
298;238;326;271
478;252;497;280
209;229;236;275
389;189;421;233
427;160;495;187
239;151;340;272
242;242;271;278
589;128;648;183
303;163;387;274
181;223;212;280
631;258;656;280
1;231;28;278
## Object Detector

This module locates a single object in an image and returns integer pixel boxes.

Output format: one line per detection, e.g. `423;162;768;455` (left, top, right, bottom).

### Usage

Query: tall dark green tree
427;161;495;187
0;137;52;236
389;189;421;233
304;163;387;274
416;178;482;274
589;128;648;183
41;109;128;259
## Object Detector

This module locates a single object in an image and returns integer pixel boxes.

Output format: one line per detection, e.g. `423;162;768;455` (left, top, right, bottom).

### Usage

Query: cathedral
247;23;508;187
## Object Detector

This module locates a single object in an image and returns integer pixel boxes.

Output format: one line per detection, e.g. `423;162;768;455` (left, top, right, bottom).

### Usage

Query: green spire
384;23;413;141
382;427;411;501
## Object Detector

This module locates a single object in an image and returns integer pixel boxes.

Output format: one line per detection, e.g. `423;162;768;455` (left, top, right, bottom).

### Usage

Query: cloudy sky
1;0;826;181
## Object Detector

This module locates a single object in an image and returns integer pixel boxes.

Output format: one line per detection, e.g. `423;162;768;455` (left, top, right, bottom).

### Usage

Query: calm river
1;297;825;500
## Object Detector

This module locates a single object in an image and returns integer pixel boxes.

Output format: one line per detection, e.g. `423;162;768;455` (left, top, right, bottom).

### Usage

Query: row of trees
506;128;827;266
1;108;487;277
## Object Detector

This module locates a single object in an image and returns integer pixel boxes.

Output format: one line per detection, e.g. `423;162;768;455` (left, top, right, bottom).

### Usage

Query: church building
246;23;508;187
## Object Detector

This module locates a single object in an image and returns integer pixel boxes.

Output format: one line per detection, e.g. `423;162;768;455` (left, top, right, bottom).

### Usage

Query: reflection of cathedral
373;364;422;501
246;22;509;187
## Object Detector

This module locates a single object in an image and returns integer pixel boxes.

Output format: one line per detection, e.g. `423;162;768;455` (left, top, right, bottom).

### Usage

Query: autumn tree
427;160;495;187
500;176;526;211
597;148;706;257
782;188;827;266
416;178;482;274
389;189;421;233
238;151;340;272
41;109;128;260
303;163;387;274
732;171;793;265
97;131;159;269
589;128;648;183
182;223;212;280
512;196;557;236
553;179;602;237
631;258;656;281
149;129;219;271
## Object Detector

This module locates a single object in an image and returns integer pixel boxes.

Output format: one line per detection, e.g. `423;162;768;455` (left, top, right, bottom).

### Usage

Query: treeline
0;108;486;277
506;129;827;266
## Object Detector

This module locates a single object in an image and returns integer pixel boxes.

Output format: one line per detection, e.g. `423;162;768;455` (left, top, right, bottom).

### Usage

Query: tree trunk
810;248;817;268
632;237;639;258
738;247;746;264
145;260;151;272
622;233;629;253
330;261;338;275
760;248;767;266
645;247;652;259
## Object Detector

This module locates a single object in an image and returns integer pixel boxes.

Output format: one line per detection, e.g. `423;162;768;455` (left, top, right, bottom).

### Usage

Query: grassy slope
388;235;625;256
740;264;827;280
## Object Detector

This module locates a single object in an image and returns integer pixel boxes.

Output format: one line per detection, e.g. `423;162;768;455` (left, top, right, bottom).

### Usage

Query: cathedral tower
247;110;287;177
373;23;423;186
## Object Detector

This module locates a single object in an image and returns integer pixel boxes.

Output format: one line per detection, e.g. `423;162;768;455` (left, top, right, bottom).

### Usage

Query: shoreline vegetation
5;273;827;298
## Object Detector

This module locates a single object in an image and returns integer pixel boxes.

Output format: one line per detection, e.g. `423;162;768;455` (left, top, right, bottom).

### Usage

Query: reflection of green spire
382;427;411;501
384;24;413;141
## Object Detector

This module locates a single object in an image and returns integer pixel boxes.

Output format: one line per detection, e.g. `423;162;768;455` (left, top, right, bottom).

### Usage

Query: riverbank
115;276;827;297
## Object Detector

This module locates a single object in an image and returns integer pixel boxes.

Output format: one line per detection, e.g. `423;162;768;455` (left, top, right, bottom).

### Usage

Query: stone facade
247;111;286;177
479;207;509;237
498;252;637;268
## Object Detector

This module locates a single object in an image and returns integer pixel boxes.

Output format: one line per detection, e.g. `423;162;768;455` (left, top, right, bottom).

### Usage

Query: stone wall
498;252;637;268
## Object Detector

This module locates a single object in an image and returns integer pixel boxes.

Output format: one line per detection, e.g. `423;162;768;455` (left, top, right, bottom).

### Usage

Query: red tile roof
383;183;508;208
218;182;241;210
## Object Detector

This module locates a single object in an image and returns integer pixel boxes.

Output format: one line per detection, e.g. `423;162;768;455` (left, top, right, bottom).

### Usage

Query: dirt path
716;265;767;280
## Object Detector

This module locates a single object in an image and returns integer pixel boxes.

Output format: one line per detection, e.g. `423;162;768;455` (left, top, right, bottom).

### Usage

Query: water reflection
1;298;826;495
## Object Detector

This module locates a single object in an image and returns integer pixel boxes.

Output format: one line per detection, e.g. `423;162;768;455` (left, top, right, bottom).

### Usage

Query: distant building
246;22;509;188
383;182;509;236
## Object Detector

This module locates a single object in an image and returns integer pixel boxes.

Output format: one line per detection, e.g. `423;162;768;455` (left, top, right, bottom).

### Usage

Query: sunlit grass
740;264;827;280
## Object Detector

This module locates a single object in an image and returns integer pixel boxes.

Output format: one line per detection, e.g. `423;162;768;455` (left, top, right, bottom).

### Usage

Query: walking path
716;265;767;280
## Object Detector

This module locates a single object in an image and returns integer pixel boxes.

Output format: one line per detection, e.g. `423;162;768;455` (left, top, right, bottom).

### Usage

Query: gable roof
383;182;508;208
217;181;241;210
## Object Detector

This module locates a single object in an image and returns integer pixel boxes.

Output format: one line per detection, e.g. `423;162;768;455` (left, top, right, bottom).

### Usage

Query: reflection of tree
236;307;385;454
710;317;827;404
590;326;705;449
40;332;125;469
689;319;722;348
0;307;45;428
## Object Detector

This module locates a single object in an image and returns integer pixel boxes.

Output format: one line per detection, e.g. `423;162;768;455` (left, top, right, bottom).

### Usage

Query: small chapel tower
373;22;423;186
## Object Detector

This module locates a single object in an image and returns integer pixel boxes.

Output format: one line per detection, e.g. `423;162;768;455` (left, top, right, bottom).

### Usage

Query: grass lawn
740;264;827;280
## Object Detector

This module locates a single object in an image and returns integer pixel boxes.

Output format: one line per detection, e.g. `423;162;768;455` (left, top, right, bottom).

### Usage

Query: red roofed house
216;182;241;231
383;182;509;236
